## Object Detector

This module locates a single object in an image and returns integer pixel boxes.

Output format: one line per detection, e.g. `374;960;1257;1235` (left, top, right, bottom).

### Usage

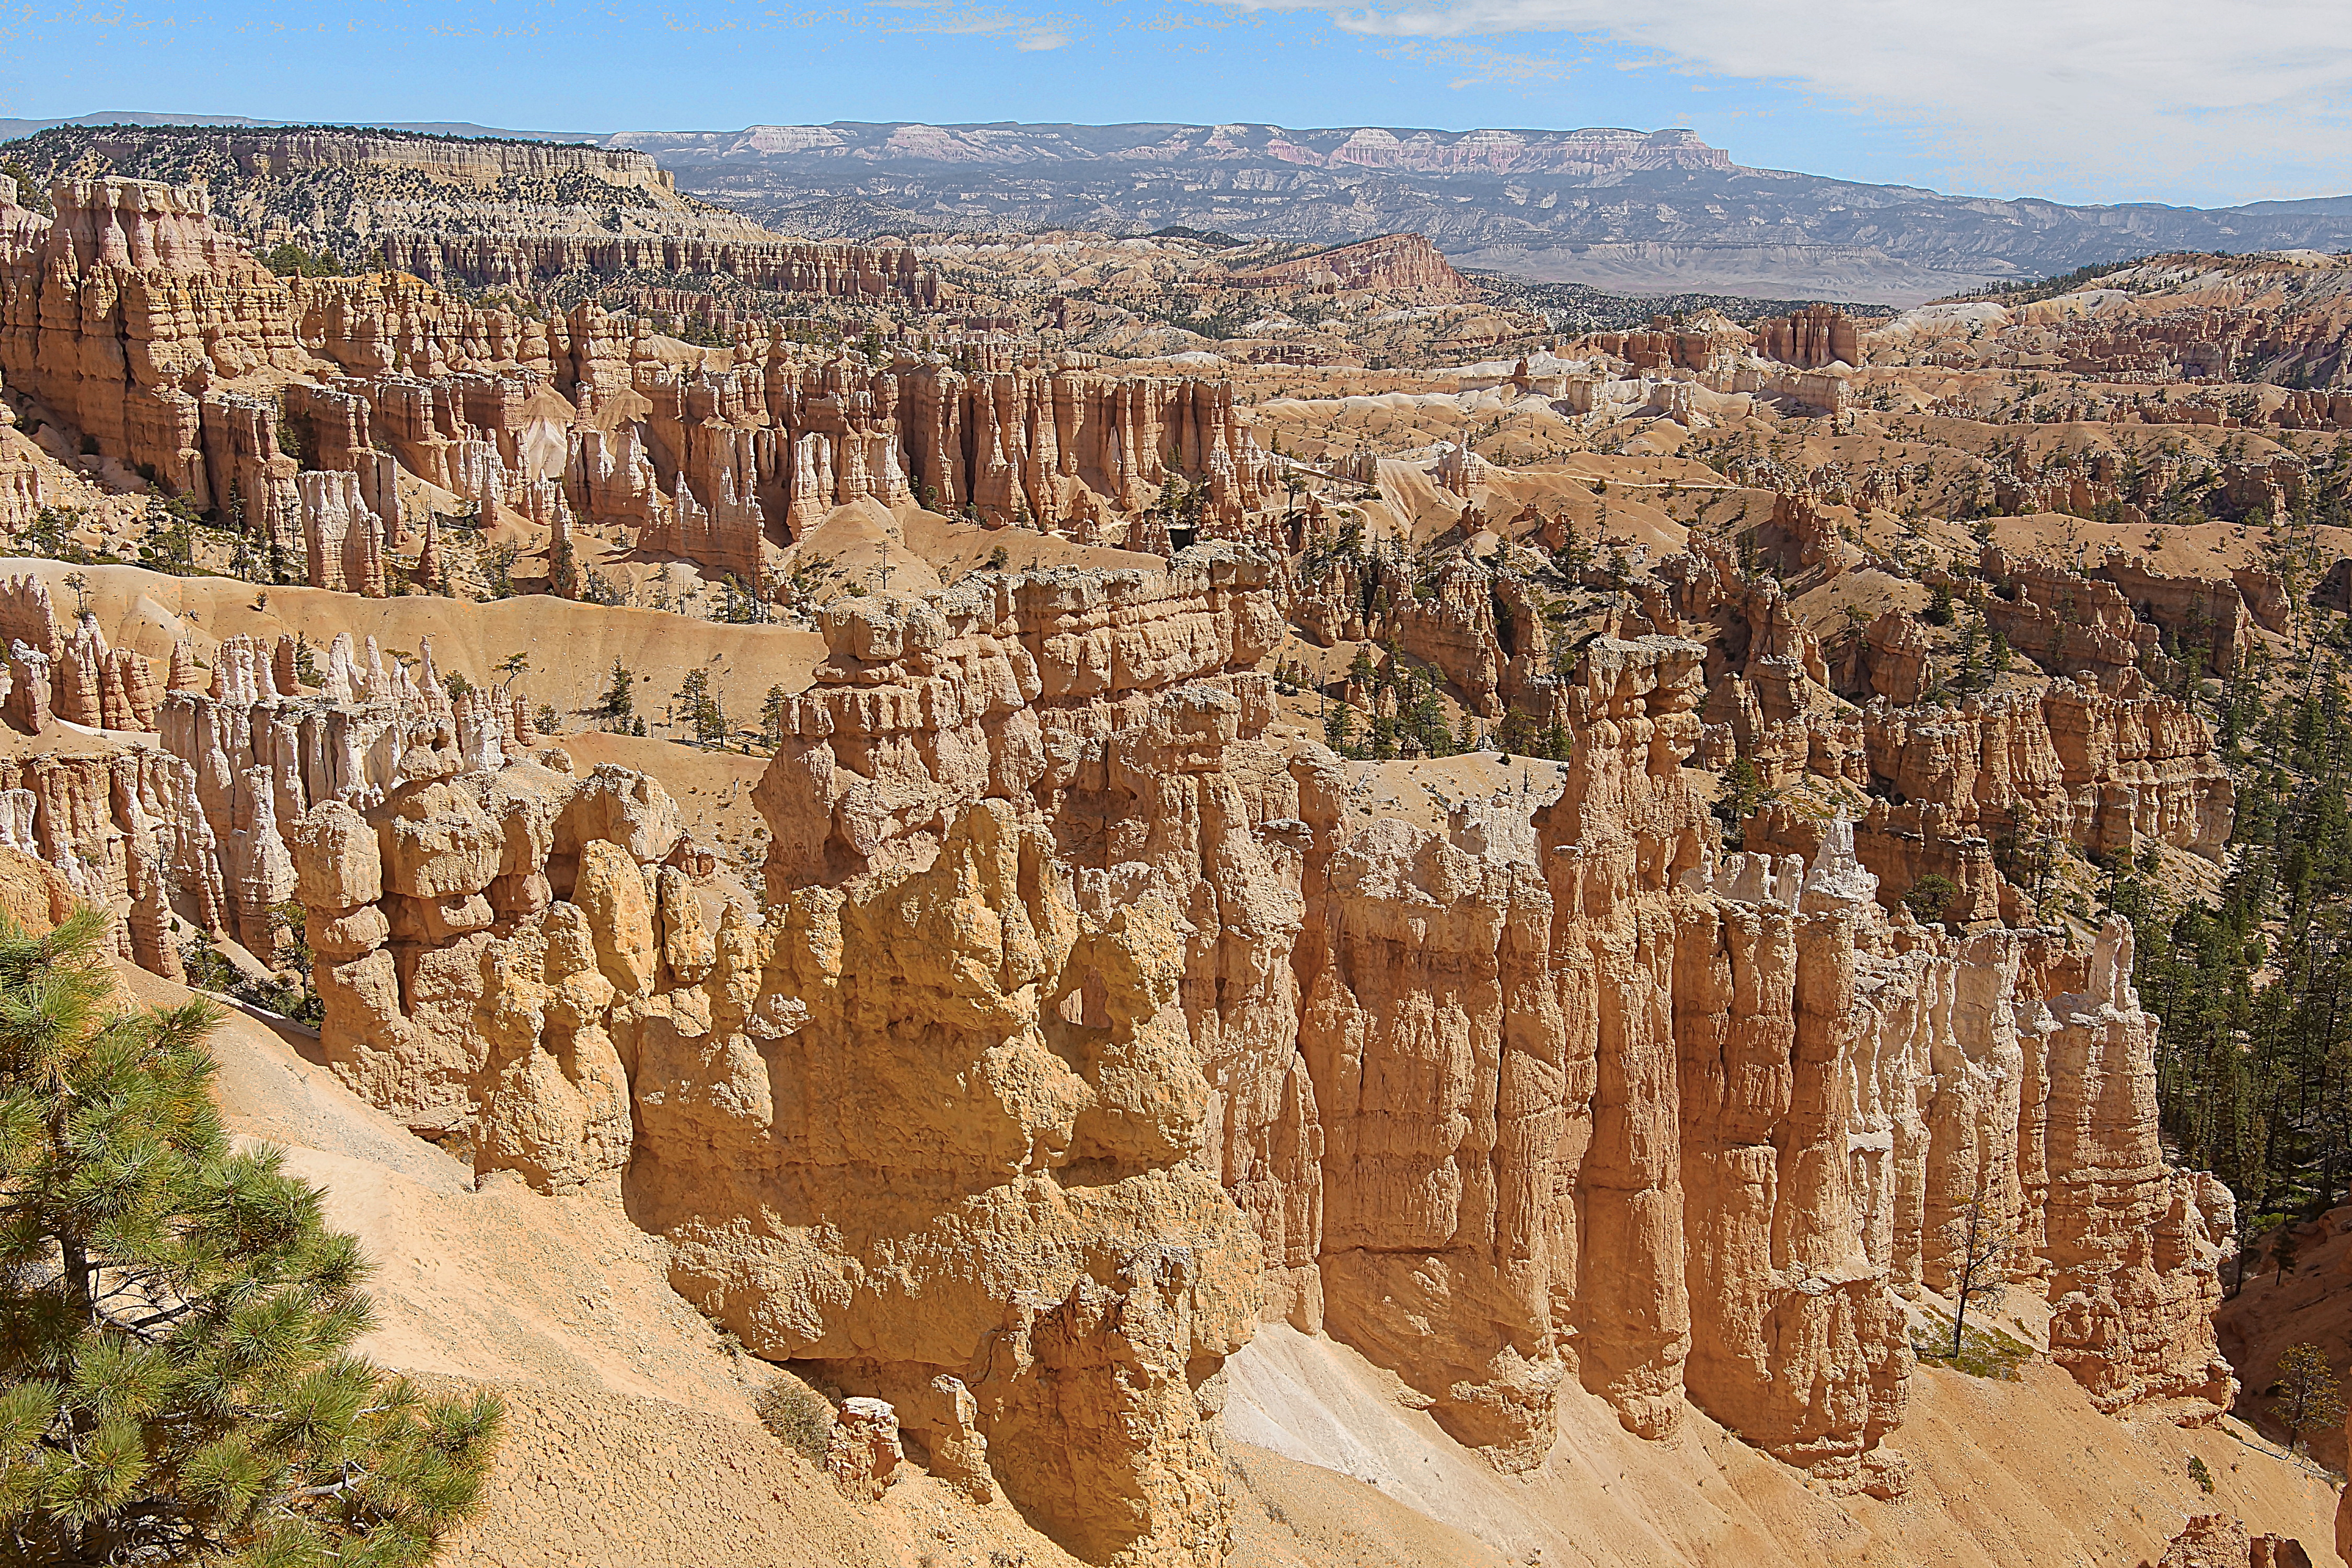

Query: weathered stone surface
2039;921;2237;1412
2158;1512;2313;1568
276;547;2242;1562
827;1398;904;1502
555;765;683;871
290;800;381;909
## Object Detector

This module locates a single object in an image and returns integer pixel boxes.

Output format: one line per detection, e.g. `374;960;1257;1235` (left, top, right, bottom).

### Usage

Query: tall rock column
2041;919;2238;1411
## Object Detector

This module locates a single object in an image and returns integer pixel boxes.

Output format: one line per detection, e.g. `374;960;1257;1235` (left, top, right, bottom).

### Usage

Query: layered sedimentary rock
0;744;201;978
558;349;1274;564
1980;545;2278;682
0;366;42;535
1289;541;1565;721
56;127;687;201
1222;234;1469;302
0;178;311;513
1580;312;1754;380
0;175;1272;593
274;545;2239;1565
0;575;162;733
1852;607;1935;704
1749;671;2234;923
141;629;539;962
1753;304;1863;369
2036;922;2238;1410
378;230;937;303
295;468;389;596
294;550;1286;1566
1672;547;2229;921
8;125;941;306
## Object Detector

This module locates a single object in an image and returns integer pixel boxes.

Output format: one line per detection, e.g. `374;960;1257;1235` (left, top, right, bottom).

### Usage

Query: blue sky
3;0;2348;207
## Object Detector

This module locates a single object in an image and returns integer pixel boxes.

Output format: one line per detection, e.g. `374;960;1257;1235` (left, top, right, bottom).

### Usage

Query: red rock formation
0;578;160;734
296;468;387;596
377;229;937;304
1748;671;2230;924
2158;1511;2312;1567
146;629;531;963
0;178;310;510
1580;314;1754;379
2;175;1270;593
1755;303;1863;369
1853;607;1935;703
299;554;1290;1566
232;527;2242;1560
1289;543;1568;721
0;370;43;535
1981;542;2272;681
2038;922;2238;1411
0;730;209;979
1222;234;1468;302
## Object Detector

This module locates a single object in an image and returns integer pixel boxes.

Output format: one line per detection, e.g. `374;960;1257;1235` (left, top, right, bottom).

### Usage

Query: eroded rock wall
266;549;2241;1566
1737;667;2230;924
0;178;309;511
0;175;1273;597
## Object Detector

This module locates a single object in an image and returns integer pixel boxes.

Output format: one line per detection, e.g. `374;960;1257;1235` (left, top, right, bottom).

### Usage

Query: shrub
752;1377;833;1463
1910;1308;2033;1381
1903;873;1959;927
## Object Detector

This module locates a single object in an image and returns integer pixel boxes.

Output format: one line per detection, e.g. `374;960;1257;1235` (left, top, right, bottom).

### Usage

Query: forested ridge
2117;497;2352;1273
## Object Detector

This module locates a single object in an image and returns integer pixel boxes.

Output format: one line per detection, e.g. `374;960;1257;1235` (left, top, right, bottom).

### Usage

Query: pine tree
1716;757;1763;835
1940;1189;2016;1359
2271;1341;2345;1454
1317;703;1353;758
137;494;201;578
595;661;635;731
0;908;501;1564
676;670;726;747
759;686;789;752
1924;578;1954;627
1904;873;1959;928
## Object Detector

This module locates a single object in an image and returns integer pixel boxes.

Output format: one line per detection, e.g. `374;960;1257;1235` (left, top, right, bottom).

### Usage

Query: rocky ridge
589;120;2352;302
0;124;941;307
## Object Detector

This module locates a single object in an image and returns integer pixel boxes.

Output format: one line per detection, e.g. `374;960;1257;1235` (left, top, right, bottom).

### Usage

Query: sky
2;0;2348;208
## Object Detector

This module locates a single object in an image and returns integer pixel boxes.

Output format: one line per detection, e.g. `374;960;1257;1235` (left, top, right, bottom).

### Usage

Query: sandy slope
2219;1208;2352;1475
1229;1323;2341;1568
6;559;828;743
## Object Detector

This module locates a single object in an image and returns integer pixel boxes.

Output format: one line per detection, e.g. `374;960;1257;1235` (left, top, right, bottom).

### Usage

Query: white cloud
1223;0;2352;201
871;0;1078;51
